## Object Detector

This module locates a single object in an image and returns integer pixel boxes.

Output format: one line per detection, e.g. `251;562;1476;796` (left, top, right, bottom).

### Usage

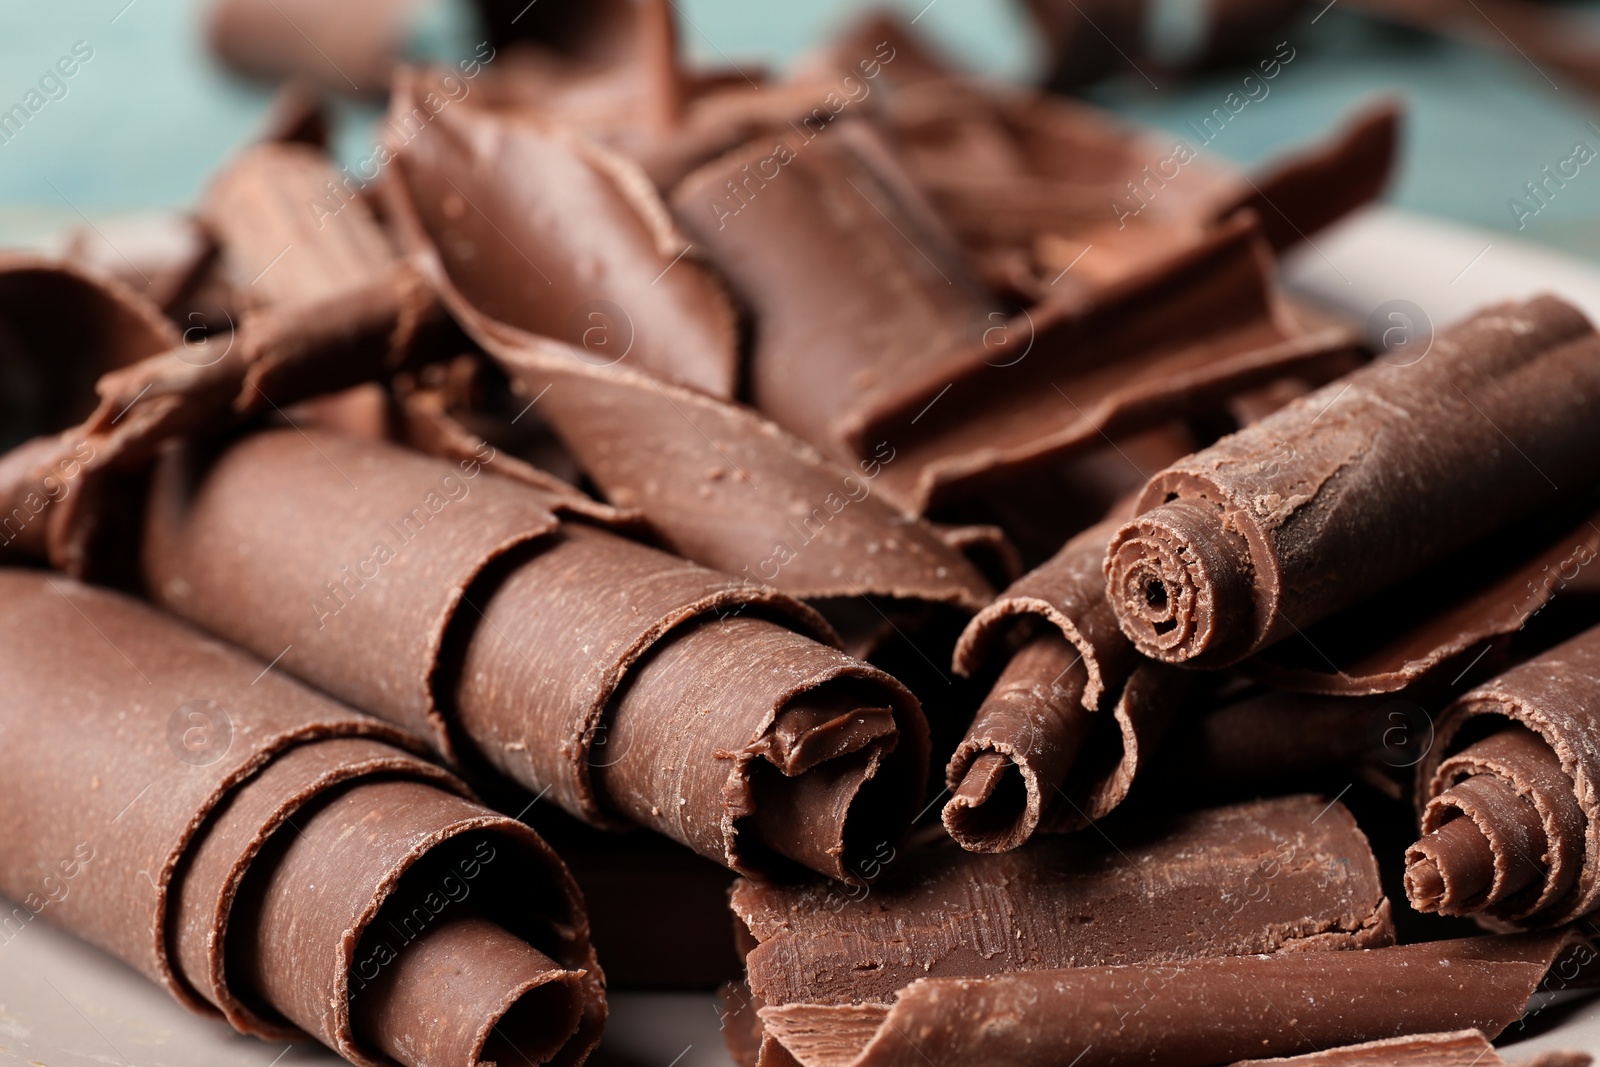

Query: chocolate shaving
384;122;995;612
387;72;741;397
0;569;601;1067
1228;1029;1506;1066
758;933;1573;1067
143;428;928;878
1246;506;1600;695
853;217;1361;514
1409;621;1600;927
1106;296;1600;669
736;795;1393;1012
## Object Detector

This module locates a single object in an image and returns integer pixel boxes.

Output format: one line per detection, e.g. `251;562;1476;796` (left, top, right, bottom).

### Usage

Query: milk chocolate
387;72;740;398
385;120;996;613
851;218;1360;514
1408;621;1600;927
0;568;601;1067
1247;506;1600;695
737;795;1393;1013
757;933;1574;1067
1106;296;1600;668
142;428;929;879
670;118;998;470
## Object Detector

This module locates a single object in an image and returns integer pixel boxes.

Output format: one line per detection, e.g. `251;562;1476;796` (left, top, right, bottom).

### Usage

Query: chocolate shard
758;933;1574;1067
384;129;996;614
387;72;741;398
1106;296;1600;669
0;568;602;1067
851;217;1361;515
1245;507;1600;695
1409;621;1600;927
670;118;997;470
143;428;929;879
736;795;1393;1013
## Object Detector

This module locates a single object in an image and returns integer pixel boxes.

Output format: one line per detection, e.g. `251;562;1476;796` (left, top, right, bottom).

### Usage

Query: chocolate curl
0;570;601;1067
143;429;929;879
954;518;1136;709
387;73;741;398
943;643;1190;849
1408;622;1600;927
206;0;406;95
670;119;999;469
737;795;1393;1013
758;933;1573;1067
201;140;444;406
851;217;1360;515
385;128;996;613
1106;296;1600;669
144;428;565;759
1246;507;1600;695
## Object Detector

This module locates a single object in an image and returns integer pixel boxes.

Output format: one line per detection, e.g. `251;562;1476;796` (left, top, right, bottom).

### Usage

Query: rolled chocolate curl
1106;296;1600;669
384;107;996;615
846;217;1361;515
757;932;1575;1067
143;427;929;880
736;795;1394;1013
1408;621;1600;928
0;568;601;1067
385;73;740;398
1247;506;1600;695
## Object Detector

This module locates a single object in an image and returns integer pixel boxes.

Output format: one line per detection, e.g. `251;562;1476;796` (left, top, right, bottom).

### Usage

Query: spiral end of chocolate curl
1105;498;1257;667
943;750;1037;853
1404;817;1496;914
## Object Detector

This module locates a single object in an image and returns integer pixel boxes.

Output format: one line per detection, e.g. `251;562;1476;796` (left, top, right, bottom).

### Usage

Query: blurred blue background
3;0;1599;259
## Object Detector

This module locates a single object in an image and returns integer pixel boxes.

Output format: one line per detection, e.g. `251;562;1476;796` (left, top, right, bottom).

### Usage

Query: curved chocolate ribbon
0;569;602;1067
1106;296;1600;669
1408;621;1600;928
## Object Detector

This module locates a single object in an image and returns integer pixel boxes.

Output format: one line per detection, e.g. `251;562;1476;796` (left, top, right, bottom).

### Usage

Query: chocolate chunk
0;568;601;1067
1409;621;1600;927
736;795;1393;1012
1106;297;1600;668
758;933;1573;1067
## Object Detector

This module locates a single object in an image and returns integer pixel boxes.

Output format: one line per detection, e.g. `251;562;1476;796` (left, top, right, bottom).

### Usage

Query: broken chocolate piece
1107;296;1600;669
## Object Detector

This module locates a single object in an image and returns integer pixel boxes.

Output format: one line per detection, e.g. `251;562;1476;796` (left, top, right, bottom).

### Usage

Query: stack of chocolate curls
3;0;1600;1064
